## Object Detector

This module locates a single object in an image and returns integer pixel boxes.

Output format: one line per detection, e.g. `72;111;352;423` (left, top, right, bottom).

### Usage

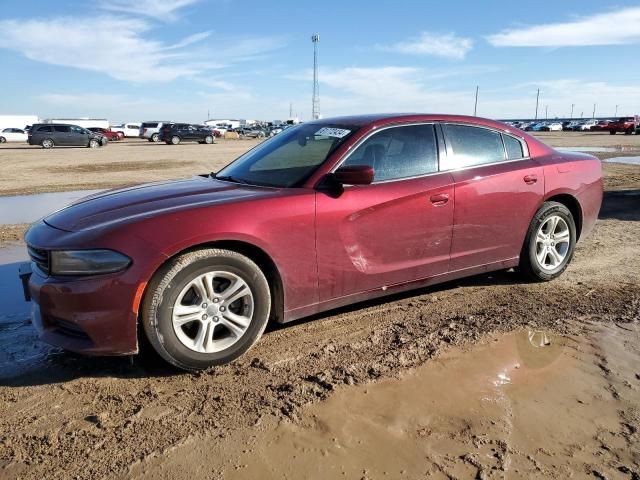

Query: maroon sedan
22;114;602;370
88;127;123;141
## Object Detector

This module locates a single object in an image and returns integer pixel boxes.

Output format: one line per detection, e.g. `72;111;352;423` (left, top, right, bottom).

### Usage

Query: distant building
0;114;39;130
43;118;110;129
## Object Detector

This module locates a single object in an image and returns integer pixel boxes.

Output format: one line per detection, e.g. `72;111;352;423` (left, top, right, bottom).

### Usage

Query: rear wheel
41;138;54;149
625;128;633;135
141;248;271;370
171;135;181;145
519;201;576;282
151;133;159;142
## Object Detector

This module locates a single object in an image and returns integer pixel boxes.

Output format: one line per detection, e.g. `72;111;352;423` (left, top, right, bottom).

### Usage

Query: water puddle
556;146;639;153
0;189;101;224
140;325;638;479
0;244;58;379
602;156;640;166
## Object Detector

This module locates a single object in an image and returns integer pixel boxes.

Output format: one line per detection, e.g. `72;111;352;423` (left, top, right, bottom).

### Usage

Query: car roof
307;113;523;131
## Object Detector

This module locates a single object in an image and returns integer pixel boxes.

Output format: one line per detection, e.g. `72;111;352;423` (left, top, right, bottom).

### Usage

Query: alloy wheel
172;271;254;353
535;215;571;270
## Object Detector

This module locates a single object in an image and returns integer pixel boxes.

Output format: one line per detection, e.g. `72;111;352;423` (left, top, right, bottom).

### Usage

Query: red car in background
609;116;640;135
589;120;612;131
88;127;123;141
21;114;603;371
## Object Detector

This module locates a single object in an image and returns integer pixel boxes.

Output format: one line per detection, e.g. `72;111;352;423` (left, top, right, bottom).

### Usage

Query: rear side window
142;122;158;128
126;124;138;129
503;134;524;160
53;125;71;133
343;124;438;182
36;125;53;133
442;124;505;170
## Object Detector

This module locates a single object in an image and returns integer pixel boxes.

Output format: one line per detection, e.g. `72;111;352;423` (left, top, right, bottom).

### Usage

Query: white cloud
379;32;473;59
487;7;640;47
0;16;284;84
99;0;202;21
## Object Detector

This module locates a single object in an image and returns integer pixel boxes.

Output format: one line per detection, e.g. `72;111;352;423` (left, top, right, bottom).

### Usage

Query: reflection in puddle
0;189;101;224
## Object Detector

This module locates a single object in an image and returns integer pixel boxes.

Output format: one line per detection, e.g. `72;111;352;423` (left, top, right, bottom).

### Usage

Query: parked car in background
28;123;106;149
0;128;28;143
589;120;612;131
21;113;603;370
608;116;640;135
540;122;562;131
158;123;215;145
88;127;122;141
139;122;170;142
577;119;598;131
563;121;580;131
111;123;141;138
239;127;267;139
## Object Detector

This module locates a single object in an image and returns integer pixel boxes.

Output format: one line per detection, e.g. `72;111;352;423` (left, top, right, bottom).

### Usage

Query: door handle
429;193;449;206
523;174;538;185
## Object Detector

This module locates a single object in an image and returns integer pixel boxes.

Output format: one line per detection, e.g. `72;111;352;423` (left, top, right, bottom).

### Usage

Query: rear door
315;123;454;301
441;123;544;271
52;125;73;145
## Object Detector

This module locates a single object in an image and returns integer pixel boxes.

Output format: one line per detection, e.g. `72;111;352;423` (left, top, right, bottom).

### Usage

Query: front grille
28;245;50;275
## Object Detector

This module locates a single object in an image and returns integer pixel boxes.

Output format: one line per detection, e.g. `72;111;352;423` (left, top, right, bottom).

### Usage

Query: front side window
70;126;86;134
216;124;358;188
442;124;505;170
343;124;438;181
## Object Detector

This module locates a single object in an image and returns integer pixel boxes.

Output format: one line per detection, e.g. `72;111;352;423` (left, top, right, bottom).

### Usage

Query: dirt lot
0;132;639;479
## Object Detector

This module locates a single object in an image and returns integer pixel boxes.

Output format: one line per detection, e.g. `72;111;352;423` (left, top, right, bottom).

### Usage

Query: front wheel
171;135;181;145
0;136;6;143
141;248;271;370
519;202;576;281
88;138;100;148
609;130;616;135
204;135;214;144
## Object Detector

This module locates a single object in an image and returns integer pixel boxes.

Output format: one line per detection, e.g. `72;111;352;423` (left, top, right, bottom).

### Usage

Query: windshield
215;123;358;188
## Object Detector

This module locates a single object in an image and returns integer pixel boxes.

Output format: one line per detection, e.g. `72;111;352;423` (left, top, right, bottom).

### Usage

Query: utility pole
311;33;320;120
545;105;548;120
473;85;479;116
592;103;596;119
615;104;619;117
534;89;540;120
570;104;575;119
289;102;293;118
207;108;210;120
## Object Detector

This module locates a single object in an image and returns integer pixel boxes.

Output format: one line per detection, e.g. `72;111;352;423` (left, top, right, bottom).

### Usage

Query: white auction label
314;127;351;138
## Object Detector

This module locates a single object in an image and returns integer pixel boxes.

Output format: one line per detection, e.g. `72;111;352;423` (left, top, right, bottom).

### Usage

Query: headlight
50;250;131;276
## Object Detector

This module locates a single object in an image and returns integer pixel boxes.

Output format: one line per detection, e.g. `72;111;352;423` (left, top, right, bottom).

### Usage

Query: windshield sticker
315;127;351;138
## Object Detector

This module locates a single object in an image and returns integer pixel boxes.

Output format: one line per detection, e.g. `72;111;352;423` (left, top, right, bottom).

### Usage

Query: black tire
609;130;616;135
151;133;159;142
141;248;271;370
0;136;6;143
204;135;213;144
171;135;181;145
625;128;633;135
41;138;54;149
518;201;576;282
148;138;154;142
88;138;100;148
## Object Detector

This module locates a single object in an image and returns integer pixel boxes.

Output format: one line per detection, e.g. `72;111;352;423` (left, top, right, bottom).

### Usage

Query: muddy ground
0;133;639;479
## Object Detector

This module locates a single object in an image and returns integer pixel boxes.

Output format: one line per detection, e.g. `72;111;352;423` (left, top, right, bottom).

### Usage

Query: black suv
28;124;106;149
158;123;215;145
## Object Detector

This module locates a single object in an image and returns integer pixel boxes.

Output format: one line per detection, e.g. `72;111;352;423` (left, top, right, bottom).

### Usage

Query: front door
315;123;454;302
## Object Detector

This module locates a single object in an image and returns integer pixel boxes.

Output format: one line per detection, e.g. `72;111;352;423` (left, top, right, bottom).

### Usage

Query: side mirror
333;165;374;185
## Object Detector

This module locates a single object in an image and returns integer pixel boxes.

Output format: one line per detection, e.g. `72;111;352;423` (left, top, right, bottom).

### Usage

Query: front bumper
24;266;139;355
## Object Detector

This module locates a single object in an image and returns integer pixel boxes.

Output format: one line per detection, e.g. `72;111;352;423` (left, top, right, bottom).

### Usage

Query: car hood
44;176;281;232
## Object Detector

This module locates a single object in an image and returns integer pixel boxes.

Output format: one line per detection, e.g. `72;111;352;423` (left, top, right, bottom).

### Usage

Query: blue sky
1;0;639;123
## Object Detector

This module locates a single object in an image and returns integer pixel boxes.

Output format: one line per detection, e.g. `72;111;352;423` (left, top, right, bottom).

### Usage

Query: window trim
330;121;531;186
440;122;530;172
330;122;442;184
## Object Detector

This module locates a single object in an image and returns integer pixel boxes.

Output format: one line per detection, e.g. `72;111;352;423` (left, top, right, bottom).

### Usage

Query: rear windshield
142;122;159;128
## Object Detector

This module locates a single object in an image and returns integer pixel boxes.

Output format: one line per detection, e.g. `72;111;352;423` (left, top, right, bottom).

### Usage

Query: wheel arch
544;193;583;240
136;239;285;326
